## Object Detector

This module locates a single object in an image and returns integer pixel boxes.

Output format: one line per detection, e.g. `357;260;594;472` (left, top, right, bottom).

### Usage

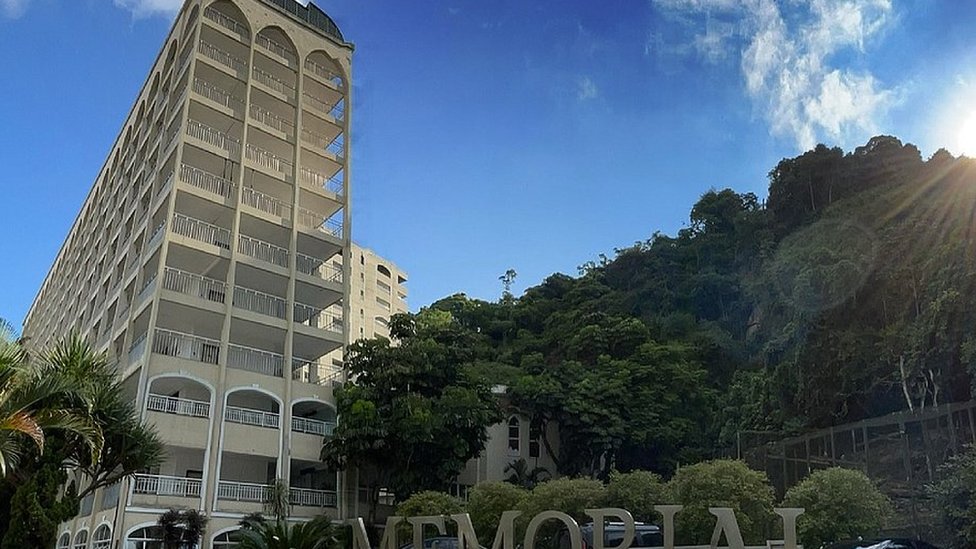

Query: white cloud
113;0;183;18
656;0;897;150
1;0;28;18
577;76;599;101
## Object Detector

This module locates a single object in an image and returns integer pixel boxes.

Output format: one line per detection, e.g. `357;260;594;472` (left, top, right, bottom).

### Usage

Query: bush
395;491;466;540
929;448;976;549
665;459;775;544
518;478;608;544
467;482;529;542
606;470;666;522
783;467;890;548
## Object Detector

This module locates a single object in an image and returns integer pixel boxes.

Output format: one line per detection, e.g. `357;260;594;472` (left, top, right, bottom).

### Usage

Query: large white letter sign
523;511;581;549
451;511;522;549
584;508;635;549
773;508;804;549
408;515;447;549
653;505;682;549
708;508;744;549
347;517;372;549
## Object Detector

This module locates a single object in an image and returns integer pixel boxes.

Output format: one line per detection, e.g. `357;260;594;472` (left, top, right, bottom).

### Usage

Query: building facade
23;0;353;546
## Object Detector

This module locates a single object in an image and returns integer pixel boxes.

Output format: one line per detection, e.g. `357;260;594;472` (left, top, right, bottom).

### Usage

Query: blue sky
2;0;976;325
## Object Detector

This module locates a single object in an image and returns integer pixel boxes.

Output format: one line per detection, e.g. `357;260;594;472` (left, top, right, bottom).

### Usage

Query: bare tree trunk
899;355;914;412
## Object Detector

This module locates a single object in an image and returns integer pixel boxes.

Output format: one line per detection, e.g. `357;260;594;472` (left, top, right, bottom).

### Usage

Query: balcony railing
153;329;220;365
147;393;211;418
147;220;166;248
128;331;148;365
294;303;342;334
291;416;335;436
292;357;340;385
241;186;292;218
296;209;343;238
299;127;330;150
162;267;227;304
217;480;270;503
198;39;248;76
203;6;250;41
256;34;297;66
171;213;232;250
180;163;235;198
233;285;287;319
133;474;202;498
295;253;342;283
186;119;241;157
238;234;289;268
289;487;337;507
252;66;295;96
225;405;280;429
245;144;293;179
192;78;244;114
227;343;284;377
304;59;343;88
302;92;330;114
249;103;294;134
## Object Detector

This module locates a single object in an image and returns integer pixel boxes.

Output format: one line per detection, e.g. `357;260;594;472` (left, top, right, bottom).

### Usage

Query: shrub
606;470;666;522
395;491;466;541
518;478;607;545
783;467;890;547
467;482;529;542
665;459;775;544
928;448;976;549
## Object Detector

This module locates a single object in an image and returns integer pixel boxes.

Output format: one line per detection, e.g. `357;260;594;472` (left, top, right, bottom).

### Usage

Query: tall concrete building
22;0;354;546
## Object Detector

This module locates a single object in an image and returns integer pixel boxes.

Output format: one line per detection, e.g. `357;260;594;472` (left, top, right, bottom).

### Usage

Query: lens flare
958;111;976;157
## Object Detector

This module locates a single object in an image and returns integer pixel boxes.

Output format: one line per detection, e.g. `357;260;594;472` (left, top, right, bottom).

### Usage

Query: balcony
290;487;337;507
147;393;211;419
192;78;244;115
237;234;289;269
233;285;286;319
298;167;342;196
198;39;248;78
227;343;283;377
185;119;241;157
128;331;148;365
152;329;220;365
304;59;343;89
295;253;341;283
291;416;335;436
225;405;280;429
294;303;342;334
297;208;342;238
180;163;235;199
291;357;341;385
245;143;293;181
249;103;295;135
217;480;271;503
203;5;250;42
133;474;202;498
162;267;227;304
171;213;232;250
252;66;295;97
241;186;292;219
256;34;297;67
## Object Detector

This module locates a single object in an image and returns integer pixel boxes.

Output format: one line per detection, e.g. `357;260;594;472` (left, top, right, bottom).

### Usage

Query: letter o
523;511;581;549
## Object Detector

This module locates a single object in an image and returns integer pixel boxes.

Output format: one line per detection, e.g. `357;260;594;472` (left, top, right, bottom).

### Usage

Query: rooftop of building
259;0;346;44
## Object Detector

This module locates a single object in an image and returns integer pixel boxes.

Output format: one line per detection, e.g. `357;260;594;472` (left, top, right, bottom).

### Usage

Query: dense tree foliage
466;482;528;541
605;470;666;523
782;468;890;547
928;446;976;548
418;137;976;478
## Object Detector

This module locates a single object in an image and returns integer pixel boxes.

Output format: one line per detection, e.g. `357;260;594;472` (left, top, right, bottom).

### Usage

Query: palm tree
238;516;340;549
157;508;208;549
504;458;551;490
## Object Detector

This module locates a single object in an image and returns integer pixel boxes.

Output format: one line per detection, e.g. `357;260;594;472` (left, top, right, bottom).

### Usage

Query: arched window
72;530;88;549
125;525;164;549
507;416;520;455
92;524;112;549
213;529;242;547
57;532;70;549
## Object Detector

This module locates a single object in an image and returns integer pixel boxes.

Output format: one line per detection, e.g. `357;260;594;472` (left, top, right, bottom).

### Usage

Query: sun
957;111;976;157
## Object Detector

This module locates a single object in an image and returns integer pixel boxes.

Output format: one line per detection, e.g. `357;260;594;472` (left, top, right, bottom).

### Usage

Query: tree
929;447;976;548
518;478;607;543
396;490;465;517
783;468;890;547
321;311;502;524
504;458;550;490
665;460;775;544
467;482;529;542
157;508;208;549
238;516;340;549
606;470;666;523
263;479;291;521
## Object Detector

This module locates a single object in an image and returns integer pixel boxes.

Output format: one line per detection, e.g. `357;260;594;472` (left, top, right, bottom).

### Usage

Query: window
126;526;165;549
57;532;70;549
213;530;243;548
508;417;520;455
92;525;112;549
79;493;94;516
529;422;542;458
72;530;88;549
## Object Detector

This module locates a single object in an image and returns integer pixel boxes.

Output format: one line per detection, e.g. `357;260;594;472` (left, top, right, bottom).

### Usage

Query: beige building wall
24;1;355;547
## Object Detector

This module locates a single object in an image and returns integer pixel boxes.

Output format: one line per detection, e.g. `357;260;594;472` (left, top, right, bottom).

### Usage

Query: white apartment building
22;0;354;546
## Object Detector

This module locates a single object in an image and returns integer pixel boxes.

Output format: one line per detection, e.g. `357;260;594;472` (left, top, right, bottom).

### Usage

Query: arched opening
377;264;391;278
225;389;280;429
182;5;200;42
291;400;335;436
56;532;70;549
212;528;242;547
203;0;251;42
256;26;298;69
305;50;345;89
92;524;112;549
147;375;212;419
217;389;281;508
125;525;164;549
72;530;88;549
508;417;521;455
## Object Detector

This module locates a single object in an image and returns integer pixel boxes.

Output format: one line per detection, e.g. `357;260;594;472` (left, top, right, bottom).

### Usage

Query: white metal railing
256;34;297;65
128;332;148;365
241;186;292;218
225;405;280;428
291;416;335;436
192;78;244;113
295;253;341;283
233;285;287;319
304;59;343;87
300;128;329;149
292;357;338;384
162;267;227;304
186;119;241;156
147;220;166;248
198;39;247;75
138;271;158;303
289;487;337;507
147;393;211;418
171;213;232;249
152;329;221;365
252;66;295;96
245;144;293;178
302;92;330;114
203;6;250;41
249;103;294;134
227;344;284;377
294;303;342;334
217;480;271;503
237;234;289;268
180;163;235;198
133;474;202;498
